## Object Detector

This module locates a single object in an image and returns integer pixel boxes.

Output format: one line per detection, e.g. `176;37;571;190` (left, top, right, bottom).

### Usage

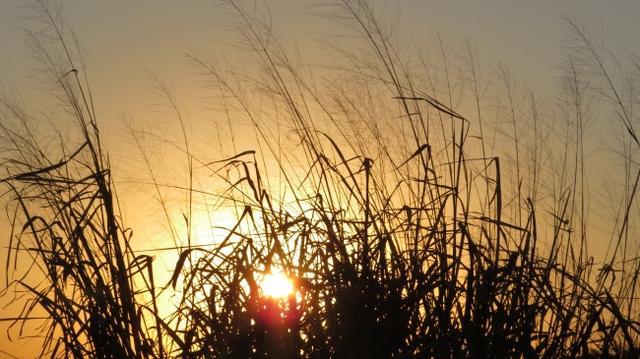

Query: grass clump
1;0;639;358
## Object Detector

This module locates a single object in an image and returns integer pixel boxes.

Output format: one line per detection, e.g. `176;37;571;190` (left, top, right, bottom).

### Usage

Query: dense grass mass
1;1;639;358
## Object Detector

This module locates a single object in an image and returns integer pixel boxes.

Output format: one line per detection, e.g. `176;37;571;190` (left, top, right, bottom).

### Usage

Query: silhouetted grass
1;0;639;358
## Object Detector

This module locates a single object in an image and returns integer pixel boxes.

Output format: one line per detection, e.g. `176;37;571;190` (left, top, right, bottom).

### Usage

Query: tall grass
0;1;162;357
1;0;639;358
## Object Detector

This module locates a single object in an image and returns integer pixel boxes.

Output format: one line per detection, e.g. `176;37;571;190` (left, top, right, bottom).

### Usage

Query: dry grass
1;1;639;358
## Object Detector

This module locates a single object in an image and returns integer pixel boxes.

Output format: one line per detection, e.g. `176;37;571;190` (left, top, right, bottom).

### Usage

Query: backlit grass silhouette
1;1;639;358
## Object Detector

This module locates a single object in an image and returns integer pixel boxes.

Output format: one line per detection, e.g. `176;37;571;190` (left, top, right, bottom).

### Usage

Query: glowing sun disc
261;271;294;299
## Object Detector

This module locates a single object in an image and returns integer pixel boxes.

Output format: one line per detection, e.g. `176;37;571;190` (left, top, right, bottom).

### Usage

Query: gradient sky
1;1;639;129
1;0;639;282
1;0;639;279
1;0;638;229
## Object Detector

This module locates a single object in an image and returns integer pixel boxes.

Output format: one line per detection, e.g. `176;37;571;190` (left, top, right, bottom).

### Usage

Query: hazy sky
1;0;639;270
1;1;639;129
1;0;638;272
2;0;640;293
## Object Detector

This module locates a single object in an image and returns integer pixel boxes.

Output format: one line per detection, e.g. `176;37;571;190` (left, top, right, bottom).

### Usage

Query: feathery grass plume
1;1;167;357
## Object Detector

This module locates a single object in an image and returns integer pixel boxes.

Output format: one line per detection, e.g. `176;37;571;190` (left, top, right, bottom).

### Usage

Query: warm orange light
260;270;294;299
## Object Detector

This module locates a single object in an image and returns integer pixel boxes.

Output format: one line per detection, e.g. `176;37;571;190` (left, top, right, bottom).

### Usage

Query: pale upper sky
1;1;638;197
1;1;639;124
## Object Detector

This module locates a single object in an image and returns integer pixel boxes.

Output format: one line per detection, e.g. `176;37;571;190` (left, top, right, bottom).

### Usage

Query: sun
260;270;294;299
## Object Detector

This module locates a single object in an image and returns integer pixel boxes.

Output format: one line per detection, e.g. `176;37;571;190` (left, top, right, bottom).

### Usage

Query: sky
1;1;639;179
0;1;639;356
0;0;636;240
1;1;639;125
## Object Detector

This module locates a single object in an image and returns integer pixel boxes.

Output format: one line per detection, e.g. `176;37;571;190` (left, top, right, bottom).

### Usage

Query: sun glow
260;270;294;299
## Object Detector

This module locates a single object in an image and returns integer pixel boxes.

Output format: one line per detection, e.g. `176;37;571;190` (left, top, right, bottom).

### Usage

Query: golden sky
1;1;640;357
